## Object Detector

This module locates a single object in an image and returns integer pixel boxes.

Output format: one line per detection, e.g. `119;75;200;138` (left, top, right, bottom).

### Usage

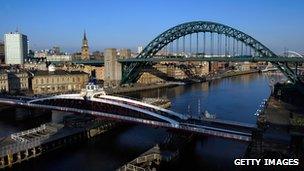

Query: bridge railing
0;136;46;158
93;95;186;121
179;123;251;141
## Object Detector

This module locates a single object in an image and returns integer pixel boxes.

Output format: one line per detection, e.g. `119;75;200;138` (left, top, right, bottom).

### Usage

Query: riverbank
105;82;179;95
260;82;304;128
260;95;304;133
105;70;260;95
206;70;259;81
246;94;304;162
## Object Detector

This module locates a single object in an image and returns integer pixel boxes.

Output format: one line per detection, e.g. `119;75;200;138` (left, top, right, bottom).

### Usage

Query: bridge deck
119;56;304;63
0;97;254;141
49;56;304;66
181;118;254;138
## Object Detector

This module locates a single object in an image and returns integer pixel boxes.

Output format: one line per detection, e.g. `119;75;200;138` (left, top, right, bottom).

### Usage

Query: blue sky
0;0;303;53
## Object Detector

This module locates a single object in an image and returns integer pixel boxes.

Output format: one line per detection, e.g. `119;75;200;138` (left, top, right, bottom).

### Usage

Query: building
91;51;103;61
0;72;8;92
82;65;104;80
0;41;4;63
4;32;28;65
81;30;90;60
136;62;209;84
52;46;60;55
34;50;48;58
104;48;121;86
137;72;164;84
195;62;209;76
7;70;29;94
239;62;251;71
72;52;82;61
46;54;72;62
23;61;48;71
30;66;89;94
137;46;143;54
119;49;131;59
54;63;104;80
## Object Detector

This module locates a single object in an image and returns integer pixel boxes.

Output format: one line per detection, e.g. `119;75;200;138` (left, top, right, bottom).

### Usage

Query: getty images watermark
234;159;299;166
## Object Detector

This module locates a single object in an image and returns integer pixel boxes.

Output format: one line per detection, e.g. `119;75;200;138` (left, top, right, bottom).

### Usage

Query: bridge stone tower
104;48;122;86
81;30;90;60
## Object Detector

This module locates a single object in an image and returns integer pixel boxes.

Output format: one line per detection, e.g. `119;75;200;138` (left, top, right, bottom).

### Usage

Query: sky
0;0;303;54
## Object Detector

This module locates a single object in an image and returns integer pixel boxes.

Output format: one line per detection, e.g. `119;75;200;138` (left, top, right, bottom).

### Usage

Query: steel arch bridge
121;21;302;85
286;51;304;58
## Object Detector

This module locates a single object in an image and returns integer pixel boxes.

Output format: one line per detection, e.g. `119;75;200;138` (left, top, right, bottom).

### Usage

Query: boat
203;110;216;119
167;81;186;85
142;97;171;109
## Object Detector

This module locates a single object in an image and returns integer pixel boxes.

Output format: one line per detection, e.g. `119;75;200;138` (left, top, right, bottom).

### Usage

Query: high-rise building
4;32;28;65
81;30;90;60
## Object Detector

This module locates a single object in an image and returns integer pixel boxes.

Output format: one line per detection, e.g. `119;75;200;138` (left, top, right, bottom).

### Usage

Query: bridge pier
32;148;36;157
104;48;122;86
16;152;21;163
0;157;4;168
24;149;29;159
51;110;73;123
7;153;13;168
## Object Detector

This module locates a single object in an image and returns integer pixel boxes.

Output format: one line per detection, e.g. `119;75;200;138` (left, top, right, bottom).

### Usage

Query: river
0;73;271;170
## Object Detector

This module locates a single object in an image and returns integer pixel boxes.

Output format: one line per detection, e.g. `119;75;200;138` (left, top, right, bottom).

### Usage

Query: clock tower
81;30;90;60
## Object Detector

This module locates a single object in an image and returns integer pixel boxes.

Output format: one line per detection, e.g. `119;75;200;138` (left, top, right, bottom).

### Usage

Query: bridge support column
51;110;73;123
32;148;36;157
104;48;122;86
0;157;4;168
208;61;212;73
17;152;21;163
24;149;29;159
7;153;12;167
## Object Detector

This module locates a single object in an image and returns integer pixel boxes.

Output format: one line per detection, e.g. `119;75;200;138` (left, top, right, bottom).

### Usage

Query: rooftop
31;70;88;76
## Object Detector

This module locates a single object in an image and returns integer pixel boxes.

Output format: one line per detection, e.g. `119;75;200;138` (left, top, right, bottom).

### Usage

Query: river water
0;73;271;170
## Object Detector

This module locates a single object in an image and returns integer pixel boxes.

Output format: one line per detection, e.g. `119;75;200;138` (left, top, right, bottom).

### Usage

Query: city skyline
1;0;304;54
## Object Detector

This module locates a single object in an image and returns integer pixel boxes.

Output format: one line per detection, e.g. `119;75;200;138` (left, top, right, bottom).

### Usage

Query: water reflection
127;73;270;124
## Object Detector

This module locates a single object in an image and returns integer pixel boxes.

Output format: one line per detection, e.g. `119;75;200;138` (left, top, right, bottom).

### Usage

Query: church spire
81;29;90;60
83;29;87;41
